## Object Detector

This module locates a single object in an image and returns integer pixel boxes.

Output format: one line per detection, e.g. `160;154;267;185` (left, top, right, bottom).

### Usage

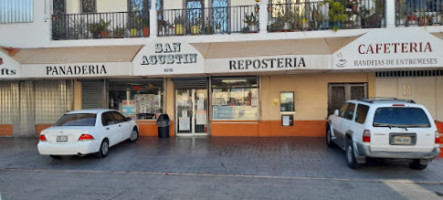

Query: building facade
0;0;442;137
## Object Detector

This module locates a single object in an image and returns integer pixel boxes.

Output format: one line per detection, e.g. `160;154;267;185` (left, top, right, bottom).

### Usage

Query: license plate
393;136;411;145
56;136;68;142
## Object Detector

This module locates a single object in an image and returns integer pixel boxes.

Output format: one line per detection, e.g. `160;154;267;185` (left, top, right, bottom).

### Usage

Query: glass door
176;89;208;135
328;83;367;117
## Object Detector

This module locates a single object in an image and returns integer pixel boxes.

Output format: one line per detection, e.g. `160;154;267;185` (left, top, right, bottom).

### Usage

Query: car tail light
78;134;94;141
39;134;47;142
435;131;440;144
363;129;371;143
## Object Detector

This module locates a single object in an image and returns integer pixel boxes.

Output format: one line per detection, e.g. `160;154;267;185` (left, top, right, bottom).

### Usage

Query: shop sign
206;55;329;73
22;62;132;78
133;40;205;75
333;29;443;70
0;51;21;79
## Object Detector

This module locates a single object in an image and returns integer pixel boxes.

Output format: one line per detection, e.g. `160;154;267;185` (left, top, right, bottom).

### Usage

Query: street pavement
0;136;442;200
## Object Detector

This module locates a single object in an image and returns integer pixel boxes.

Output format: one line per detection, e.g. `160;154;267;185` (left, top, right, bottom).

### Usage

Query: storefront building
0;0;442;137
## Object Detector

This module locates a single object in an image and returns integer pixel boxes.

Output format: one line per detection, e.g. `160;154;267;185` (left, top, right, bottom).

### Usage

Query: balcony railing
52;11;150;40
396;0;442;26
267;0;385;32
158;5;259;36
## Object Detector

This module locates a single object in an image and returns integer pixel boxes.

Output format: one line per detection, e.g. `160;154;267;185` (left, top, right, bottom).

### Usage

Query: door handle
106;127;110;130
118;124;122;127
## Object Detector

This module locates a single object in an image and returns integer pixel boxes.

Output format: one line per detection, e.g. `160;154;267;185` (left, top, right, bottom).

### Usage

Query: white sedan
38;109;139;159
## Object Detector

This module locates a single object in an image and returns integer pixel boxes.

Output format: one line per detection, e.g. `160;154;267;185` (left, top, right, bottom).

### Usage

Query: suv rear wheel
409;159;428;170
346;138;360;169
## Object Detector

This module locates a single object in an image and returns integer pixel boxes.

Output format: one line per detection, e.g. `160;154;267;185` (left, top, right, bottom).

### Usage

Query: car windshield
53;113;96;126
373;107;430;128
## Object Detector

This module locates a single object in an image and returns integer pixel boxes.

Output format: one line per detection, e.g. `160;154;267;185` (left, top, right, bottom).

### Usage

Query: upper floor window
53;0;65;15
0;0;33;24
81;0;96;13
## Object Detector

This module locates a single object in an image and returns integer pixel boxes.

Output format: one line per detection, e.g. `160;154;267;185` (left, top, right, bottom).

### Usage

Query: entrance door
176;89;208;136
328;83;367;116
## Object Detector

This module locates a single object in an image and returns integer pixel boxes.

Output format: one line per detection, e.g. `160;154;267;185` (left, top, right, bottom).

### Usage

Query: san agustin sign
333;29;442;70
133;41;205;75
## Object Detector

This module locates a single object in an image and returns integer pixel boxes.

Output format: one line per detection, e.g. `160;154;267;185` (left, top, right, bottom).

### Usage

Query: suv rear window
54;113;96;126
373;107;430;128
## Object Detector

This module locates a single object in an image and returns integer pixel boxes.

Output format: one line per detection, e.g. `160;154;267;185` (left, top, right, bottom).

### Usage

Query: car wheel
326;128;335;148
409;159;428;170
49;155;62;159
96;139;109;158
128;129;139;143
346;139;359;169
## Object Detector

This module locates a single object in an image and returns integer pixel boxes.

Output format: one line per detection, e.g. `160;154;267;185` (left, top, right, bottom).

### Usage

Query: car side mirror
126;117;133;121
334;109;339;116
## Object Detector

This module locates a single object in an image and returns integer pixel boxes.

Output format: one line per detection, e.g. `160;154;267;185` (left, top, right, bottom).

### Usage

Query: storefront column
166;78;175;136
73;80;82;110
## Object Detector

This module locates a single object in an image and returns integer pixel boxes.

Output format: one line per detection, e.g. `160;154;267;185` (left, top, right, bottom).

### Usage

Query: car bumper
355;143;440;160
38;141;99;156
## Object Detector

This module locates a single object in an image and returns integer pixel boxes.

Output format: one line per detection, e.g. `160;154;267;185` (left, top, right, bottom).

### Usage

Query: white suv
327;99;440;170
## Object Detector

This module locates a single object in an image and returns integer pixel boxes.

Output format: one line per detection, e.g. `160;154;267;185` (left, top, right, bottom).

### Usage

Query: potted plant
325;0;348;31
243;12;259;32
113;26;125;38
190;17;202;34
174;15;185;35
89;19;111;38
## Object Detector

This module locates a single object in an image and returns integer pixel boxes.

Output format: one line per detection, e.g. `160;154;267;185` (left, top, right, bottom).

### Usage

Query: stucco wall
376;76;443;121
261;73;375;121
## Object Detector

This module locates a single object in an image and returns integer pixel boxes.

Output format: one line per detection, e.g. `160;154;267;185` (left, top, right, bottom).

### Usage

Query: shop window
211;77;259;120
108;79;163;120
280;92;294;112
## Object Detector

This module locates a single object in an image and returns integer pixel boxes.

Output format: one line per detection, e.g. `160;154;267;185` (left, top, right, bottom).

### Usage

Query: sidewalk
0;136;442;183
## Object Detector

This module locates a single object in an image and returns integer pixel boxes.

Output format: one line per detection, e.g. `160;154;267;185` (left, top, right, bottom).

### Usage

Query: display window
211;77;259;120
108;79;163;120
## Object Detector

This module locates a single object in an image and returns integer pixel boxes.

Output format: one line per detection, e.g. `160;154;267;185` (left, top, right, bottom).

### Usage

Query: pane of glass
82;0;96;13
355;104;369;124
351;86;366;99
54;113;96;126
373;108;431;127
195;89;207;133
177;89;192;133
108;79;163;120
280;92;294;112
329;86;345;116
344;103;355;120
211;77;258;120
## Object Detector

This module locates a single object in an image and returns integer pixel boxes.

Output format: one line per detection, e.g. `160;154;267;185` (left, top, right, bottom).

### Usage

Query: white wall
376;77;443;121
0;0;51;48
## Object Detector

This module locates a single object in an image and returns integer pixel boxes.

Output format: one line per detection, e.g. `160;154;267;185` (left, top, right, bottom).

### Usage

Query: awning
191;36;362;58
6;45;143;64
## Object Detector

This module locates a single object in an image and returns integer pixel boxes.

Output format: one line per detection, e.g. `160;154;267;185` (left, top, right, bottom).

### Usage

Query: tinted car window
102;112;115;126
344;103;355;120
373;107;431;127
54;113;96;126
339;103;348;118
355;104;369;124
112;112;126;123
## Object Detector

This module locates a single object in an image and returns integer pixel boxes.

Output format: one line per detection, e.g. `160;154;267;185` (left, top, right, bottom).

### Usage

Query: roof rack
358;98;415;104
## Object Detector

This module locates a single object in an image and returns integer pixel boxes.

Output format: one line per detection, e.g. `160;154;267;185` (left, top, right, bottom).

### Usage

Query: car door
331;103;348;148
111;111;131;143
101;112;120;146
341;103;357;147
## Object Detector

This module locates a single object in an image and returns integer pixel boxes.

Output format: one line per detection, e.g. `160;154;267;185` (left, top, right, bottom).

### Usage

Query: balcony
158;5;259;36
267;0;385;32
52;11;150;40
396;0;442;26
